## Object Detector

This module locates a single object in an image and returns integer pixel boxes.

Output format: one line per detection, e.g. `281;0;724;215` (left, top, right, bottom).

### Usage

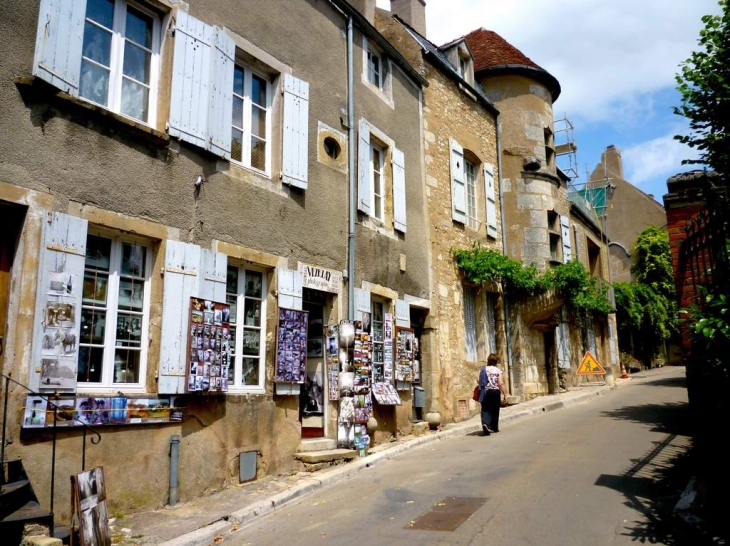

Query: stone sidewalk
108;370;669;546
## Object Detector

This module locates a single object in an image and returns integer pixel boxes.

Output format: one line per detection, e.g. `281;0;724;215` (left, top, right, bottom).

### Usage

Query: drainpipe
347;16;355;321
496;116;514;392
169;435;180;506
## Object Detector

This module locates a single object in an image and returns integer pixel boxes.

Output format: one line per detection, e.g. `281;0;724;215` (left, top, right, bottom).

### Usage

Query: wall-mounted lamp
194;175;206;188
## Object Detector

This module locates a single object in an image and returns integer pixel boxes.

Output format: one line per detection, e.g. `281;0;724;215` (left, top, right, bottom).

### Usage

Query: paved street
222;367;692;545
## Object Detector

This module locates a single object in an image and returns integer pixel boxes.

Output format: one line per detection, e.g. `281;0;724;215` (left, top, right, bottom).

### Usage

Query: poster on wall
275;308;308;383
39;273;80;392
186;297;231;393
72;466;111;546
395;327;415;383
325;324;340;400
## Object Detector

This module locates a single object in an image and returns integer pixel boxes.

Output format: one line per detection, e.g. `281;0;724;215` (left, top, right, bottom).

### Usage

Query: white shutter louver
282;74;310;189
354;288;371;322
33;0;86;96
277;269;303;311
357;120;372;215
450;139;466;223
158;240;202;394
395;299;410;328
560;215;572;262
484;162;497;238
557;320;570;369
392;148;407;233
207;27;235;160
199;249;227;302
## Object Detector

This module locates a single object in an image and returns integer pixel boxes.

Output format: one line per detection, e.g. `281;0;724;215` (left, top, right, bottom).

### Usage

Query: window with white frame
463;286;478;361
226;265;266;391
371;143;385;221
79;0;160;125
78;233;151;389
371;300;385;383
465;158;478;230
367;45;383;89
231;63;271;173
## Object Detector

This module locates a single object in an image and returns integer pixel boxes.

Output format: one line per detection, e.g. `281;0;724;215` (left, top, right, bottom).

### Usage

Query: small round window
323;137;341;159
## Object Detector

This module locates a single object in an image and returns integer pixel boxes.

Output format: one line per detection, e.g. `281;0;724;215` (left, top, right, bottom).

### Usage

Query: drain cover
406;497;487;532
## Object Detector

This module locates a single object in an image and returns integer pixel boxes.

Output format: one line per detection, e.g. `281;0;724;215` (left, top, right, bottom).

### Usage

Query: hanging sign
576;352;606;375
297;262;341;293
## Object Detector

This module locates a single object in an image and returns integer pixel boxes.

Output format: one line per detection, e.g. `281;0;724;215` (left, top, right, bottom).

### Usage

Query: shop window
463;286;477;361
371;300;386;383
78;233;151;389
226;265;266;391
231;63;271;174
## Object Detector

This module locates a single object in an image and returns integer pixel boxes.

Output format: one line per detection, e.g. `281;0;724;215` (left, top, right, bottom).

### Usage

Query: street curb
159;382;621;546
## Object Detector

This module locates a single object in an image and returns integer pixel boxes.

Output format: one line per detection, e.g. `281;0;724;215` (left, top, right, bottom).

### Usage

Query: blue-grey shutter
560;215;572;262
463;286;477;361
395;299;410;328
282;74;310;189
31;212;88;393
557;320;570;368
357;120;372;215
354;288;371;322
450;139;466;223
392;148;407;233
207;27;235;160
484;162;497;238
199;249;227;302
159;240;201;394
277;269;303;311
169;11;214;150
485;292;497;355
33;0;86;96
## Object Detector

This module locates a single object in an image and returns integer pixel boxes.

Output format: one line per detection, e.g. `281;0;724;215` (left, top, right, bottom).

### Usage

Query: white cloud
621;130;701;190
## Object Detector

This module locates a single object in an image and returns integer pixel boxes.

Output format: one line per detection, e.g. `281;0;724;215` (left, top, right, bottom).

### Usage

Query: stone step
297;438;337;453
294;449;356;465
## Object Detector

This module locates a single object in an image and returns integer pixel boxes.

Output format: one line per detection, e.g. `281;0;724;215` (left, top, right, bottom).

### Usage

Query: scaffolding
554;114;579;182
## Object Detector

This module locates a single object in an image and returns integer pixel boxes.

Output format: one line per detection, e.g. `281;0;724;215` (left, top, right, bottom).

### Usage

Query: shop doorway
0;203;26;375
301;289;328;438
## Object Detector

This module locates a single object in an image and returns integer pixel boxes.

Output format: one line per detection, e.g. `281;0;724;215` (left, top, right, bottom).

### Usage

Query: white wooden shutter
199;249;227;302
33;0;86;96
608;320;618;366
282;74;310;189
450;139;466;223
31;212;88;393
557;320;570;369
277;269;303;311
560;215;572;262
463;286;477;361
392;148;407;233
484;162;497;238
354;288;371;322
159;240;202;394
169;11;214;151
586;318;597;356
357;119;372;215
207;27;235;160
395;299;410;328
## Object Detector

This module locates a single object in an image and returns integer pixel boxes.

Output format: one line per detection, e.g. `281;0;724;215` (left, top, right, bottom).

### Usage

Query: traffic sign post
576;352;606;386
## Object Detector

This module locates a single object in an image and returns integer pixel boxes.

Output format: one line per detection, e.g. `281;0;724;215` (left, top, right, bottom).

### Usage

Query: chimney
390;0;427;37
349;0;376;24
602;145;624;179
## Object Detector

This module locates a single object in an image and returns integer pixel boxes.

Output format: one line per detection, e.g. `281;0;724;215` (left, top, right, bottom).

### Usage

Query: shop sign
298;262;341;293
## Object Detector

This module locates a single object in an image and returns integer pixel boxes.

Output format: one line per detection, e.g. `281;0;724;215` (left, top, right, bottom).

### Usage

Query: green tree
674;0;730;175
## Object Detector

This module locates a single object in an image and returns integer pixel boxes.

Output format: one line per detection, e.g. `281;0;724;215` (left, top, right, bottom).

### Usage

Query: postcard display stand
371;312;402;406
325;324;340;400
186;297;231;393
395;327;416;383
71;466;110;546
336;320;370;452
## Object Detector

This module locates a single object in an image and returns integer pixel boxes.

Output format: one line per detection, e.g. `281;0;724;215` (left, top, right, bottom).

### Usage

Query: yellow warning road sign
576;352;606;375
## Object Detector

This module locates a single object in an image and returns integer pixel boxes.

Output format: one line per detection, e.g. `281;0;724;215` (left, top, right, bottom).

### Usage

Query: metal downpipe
347;16;355;321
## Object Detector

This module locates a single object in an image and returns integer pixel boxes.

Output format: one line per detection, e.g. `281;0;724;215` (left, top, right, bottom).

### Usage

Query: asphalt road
227;367;692;545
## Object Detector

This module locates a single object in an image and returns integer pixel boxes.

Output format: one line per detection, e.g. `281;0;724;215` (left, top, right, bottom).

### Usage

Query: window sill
14;76;170;147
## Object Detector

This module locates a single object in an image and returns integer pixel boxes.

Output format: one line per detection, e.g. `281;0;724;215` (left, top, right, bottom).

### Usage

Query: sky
376;0;722;203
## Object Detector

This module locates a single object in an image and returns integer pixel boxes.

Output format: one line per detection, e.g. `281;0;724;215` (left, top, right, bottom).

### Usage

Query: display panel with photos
186;297;231;393
275;308;308;383
72;466;110;546
395;327;415;382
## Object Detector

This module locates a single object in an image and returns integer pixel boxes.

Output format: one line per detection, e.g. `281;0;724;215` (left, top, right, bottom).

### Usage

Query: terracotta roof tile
464;28;542;71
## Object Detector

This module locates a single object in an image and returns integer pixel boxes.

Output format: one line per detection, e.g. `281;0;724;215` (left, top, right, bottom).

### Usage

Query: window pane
226;266;239;294
242;358;259;385
251;104;266;139
241;329;260;355
250;137;266;170
228;324;237;354
252;74;266;107
123;42;151;84
86;0;114;29
226;295;238;325
77;346;104;383
113;348;140;383
86;236;112;271
244;271;263;298
244;300;261;327
231;129;243;162
80;60;110;106
83;273;108;305
121;243;146;276
121;79;149;122
232;96;243;127
233;66;244;96
80;309;107;345
374;195;382;218
82;22;112;66
115;313;142;347
118;279;144;311
125;6;153;49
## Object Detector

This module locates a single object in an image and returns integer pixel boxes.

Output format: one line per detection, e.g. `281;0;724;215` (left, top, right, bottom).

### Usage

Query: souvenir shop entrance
301;288;330;438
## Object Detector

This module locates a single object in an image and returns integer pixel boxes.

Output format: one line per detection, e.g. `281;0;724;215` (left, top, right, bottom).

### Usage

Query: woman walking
478;353;508;435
